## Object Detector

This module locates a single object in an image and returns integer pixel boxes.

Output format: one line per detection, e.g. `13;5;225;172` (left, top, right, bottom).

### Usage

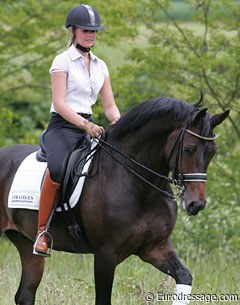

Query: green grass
0;237;239;305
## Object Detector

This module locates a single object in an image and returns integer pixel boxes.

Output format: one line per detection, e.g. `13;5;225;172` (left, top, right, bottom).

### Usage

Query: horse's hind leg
5;230;45;305
139;237;192;305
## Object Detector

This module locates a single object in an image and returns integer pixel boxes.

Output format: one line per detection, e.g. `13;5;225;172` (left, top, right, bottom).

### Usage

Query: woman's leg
33;127;86;256
33;169;60;256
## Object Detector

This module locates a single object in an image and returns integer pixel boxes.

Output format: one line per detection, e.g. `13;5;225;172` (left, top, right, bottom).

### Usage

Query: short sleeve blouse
49;44;109;114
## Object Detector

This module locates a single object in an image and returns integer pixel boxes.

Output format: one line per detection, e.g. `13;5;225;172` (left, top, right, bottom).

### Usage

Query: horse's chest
136;210;175;242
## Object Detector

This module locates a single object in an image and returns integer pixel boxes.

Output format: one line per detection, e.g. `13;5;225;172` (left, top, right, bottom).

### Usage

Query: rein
92;121;216;200
94;136;177;200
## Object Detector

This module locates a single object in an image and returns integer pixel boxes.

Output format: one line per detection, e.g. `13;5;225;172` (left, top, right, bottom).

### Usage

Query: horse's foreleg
94;249;118;305
139;237;192;305
5;230;45;305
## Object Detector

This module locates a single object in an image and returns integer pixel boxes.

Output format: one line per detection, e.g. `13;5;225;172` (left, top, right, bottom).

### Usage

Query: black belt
51;112;91;119
78;113;91;119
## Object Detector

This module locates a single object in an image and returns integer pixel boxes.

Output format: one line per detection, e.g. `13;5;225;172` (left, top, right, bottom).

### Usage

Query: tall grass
0;237;239;305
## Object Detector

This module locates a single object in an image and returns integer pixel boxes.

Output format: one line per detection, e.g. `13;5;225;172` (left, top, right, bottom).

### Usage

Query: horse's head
166;106;229;216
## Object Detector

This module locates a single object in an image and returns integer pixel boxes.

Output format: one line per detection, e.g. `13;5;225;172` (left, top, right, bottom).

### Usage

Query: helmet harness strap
75;44;90;53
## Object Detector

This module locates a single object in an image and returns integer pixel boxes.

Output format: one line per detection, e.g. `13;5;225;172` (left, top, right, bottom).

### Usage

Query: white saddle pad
8;148;94;211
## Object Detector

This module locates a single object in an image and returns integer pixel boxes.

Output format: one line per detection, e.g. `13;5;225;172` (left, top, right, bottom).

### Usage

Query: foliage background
0;0;239;279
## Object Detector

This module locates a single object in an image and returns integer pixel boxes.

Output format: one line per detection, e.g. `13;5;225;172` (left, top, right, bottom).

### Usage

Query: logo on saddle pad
11;194;34;202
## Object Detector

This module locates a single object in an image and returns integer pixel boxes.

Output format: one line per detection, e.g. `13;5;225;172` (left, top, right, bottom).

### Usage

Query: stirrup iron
33;230;53;257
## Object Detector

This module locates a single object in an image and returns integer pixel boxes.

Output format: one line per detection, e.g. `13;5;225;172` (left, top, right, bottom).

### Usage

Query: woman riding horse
33;4;121;256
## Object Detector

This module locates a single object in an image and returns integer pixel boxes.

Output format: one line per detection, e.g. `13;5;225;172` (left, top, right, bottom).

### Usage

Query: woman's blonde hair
68;26;76;47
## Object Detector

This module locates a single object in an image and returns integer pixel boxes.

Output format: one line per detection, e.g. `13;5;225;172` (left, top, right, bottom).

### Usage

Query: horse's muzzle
186;200;206;216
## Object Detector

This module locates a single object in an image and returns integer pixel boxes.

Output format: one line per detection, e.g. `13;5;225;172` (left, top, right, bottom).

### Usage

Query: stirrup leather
33;230;53;257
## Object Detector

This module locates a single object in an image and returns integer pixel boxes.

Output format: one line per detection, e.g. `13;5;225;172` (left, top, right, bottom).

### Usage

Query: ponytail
68;26;76;47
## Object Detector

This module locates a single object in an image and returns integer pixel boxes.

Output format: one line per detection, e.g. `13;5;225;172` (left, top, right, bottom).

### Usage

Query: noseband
169;124;217;190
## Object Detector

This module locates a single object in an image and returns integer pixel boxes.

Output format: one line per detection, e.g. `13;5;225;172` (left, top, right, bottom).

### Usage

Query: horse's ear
194;89;204;108
211;110;230;128
192;108;208;125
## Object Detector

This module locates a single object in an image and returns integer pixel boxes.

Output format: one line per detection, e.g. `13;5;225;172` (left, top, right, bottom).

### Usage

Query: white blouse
49;44;109;114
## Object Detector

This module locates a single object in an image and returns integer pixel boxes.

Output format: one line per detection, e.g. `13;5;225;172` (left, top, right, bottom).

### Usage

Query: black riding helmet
65;4;104;31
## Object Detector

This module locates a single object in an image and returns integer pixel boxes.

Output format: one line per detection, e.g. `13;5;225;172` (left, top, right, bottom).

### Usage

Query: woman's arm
100;76;121;124
51;72;104;137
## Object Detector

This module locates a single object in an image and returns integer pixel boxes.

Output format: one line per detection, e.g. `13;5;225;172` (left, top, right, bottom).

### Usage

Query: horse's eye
183;146;193;155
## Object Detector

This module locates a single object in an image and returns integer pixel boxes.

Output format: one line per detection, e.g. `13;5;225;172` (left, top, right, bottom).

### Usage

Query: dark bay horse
0;96;229;305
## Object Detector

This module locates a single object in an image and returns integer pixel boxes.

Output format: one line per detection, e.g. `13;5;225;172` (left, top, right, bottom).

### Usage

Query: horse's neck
113;124;173;173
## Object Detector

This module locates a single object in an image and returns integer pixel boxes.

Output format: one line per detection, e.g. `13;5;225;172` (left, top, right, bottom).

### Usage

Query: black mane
109;97;200;138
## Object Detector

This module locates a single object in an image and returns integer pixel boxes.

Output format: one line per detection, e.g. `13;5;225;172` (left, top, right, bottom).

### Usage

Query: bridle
185;129;217;141
168;120;217;193
93;121;217;201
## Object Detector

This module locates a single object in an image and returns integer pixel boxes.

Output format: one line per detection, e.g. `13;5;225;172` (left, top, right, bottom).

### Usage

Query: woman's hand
81;120;104;138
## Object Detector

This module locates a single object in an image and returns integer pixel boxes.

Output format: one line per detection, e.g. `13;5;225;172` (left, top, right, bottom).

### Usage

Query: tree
112;0;240;253
0;0;142;145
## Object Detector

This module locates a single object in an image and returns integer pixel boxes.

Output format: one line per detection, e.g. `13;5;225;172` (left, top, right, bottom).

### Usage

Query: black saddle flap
61;138;92;204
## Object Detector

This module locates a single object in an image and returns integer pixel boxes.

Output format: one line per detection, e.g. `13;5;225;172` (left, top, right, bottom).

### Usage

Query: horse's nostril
186;200;205;215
